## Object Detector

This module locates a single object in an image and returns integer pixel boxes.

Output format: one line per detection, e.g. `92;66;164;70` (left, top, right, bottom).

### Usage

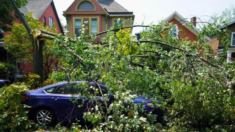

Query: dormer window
169;25;178;38
77;1;94;10
231;32;235;46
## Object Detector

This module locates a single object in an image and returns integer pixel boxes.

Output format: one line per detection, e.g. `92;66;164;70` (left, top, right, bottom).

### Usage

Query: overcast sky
53;0;235;33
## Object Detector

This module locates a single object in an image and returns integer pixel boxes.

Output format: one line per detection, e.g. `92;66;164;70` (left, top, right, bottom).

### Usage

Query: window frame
49;17;53;28
169;25;179;39
75;18;82;37
43;17;46;26
231;32;235;46
0;29;4;41
77;1;96;11
112;18;125;28
73;17;99;36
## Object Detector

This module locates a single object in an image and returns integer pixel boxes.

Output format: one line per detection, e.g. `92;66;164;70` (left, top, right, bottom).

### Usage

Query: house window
49;17;53;28
231;32;235;46
0;29;3;41
231;52;235;61
91;18;98;35
114;19;124;29
77;1;94;10
169;25;178;38
74;17;99;37
43;17;46;26
75;19;81;37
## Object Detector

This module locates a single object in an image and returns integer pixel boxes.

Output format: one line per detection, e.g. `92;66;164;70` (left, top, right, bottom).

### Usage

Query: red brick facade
169;18;198;42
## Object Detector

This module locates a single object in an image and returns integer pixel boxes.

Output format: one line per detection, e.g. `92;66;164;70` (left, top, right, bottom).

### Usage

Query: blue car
22;81;163;125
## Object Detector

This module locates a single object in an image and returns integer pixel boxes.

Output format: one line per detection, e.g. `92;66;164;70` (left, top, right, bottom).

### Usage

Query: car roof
41;81;107;90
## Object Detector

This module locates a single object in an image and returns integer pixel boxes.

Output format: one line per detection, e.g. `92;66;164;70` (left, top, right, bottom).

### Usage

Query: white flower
95;105;98;111
109;104;113;108
139;117;147;122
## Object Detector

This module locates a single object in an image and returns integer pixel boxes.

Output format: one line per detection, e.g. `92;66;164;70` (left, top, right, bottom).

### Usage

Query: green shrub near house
0;62;16;82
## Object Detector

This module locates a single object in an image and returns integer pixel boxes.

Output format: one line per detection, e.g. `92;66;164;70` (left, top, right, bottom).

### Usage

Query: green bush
0;83;38;131
48;71;67;82
0;62;16;82
40;79;57;87
24;73;41;89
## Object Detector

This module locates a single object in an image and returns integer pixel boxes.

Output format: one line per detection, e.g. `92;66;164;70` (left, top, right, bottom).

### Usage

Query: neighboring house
164;11;200;42
216;20;235;62
63;0;135;39
0;0;63;78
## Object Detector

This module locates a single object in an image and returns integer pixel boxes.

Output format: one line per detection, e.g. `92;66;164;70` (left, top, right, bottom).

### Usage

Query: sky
53;0;235;33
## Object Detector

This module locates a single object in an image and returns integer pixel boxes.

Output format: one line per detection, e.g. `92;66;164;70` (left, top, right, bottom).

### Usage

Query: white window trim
49;17;53;28
231;32;235;46
169;25;179;39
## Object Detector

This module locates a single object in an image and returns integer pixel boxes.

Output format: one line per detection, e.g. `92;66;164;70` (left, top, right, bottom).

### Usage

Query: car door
70;83;87;121
50;84;77;122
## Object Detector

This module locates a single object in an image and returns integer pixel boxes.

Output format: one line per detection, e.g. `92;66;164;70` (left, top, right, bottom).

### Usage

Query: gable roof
19;0;64;35
63;0;134;16
164;11;199;36
19;0;52;19
164;11;210;41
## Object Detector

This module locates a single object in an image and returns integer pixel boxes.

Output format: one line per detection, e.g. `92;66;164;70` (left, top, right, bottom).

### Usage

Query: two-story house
63;0;135;39
0;0;63;78
164;11;201;42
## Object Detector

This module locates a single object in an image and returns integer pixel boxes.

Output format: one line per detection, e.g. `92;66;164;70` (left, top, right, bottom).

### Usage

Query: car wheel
35;108;55;125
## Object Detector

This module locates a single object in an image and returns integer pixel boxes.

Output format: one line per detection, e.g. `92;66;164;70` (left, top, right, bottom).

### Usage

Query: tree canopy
0;0;28;31
48;20;235;131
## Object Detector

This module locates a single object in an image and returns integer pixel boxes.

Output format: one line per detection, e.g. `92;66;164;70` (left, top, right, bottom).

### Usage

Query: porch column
227;50;232;63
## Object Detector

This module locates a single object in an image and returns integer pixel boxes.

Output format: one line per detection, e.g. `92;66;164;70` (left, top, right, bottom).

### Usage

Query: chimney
190;17;197;27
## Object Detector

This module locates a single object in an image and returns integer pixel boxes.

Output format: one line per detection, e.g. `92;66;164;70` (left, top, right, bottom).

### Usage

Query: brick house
164;11;210;42
63;0;135;39
0;0;63;78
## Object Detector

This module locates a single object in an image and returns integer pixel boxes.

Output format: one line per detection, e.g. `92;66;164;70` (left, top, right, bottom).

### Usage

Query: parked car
22;81;163;125
0;80;9;88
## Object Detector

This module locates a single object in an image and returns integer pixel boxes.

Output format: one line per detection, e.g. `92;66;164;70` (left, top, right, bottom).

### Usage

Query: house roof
19;0;64;35
19;0;52;19
219;19;235;29
164;11;210;41
64;0;134;16
97;0;128;13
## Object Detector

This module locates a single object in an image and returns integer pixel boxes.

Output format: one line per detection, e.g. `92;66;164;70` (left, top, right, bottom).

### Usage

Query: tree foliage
1;14;235;131
0;0;28;31
210;6;235;26
47;20;235;131
4;13;59;79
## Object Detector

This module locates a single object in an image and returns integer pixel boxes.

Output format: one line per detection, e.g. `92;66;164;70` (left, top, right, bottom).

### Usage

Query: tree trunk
10;0;44;81
33;40;44;82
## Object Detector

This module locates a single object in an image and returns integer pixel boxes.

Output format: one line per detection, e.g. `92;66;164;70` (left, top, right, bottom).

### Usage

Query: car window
54;85;72;94
45;87;55;93
71;84;81;94
89;85;108;96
